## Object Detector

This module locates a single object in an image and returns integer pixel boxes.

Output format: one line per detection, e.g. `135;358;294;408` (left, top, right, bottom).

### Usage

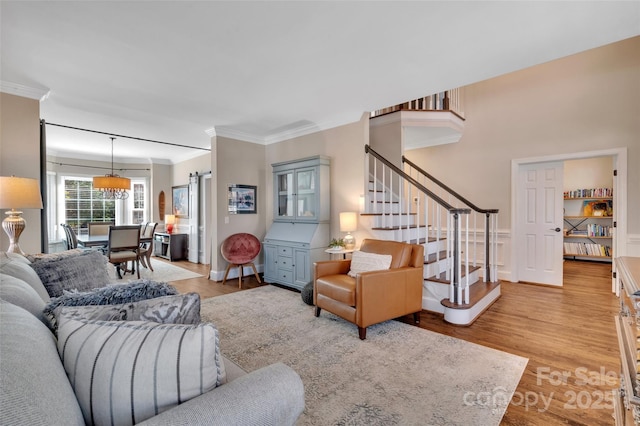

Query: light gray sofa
0;251;305;425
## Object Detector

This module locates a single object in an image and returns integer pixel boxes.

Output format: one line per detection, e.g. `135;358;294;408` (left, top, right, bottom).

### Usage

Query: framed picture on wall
172;185;189;218
228;184;257;214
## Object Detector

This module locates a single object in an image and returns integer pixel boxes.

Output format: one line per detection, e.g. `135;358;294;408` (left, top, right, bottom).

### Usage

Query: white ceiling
2;1;639;164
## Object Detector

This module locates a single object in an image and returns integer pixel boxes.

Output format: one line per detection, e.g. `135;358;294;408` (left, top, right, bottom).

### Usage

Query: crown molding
264;115;362;145
216;114;363;146
215;127;266;144
204;127;217;138
0;81;50;101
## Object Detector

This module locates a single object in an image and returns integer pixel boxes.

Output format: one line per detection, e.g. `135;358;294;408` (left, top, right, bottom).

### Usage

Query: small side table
325;248;354;259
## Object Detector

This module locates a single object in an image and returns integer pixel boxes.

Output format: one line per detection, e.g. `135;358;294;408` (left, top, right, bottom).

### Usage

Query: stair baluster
364;145;501;324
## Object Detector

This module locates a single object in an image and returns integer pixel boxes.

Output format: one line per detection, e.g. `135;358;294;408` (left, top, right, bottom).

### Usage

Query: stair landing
439;280;501;326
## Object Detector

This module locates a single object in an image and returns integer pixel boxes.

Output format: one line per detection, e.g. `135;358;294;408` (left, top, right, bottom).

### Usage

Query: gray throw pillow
30;250;111;297
50;292;201;334
43;279;179;331
57;318;226;426
26;248;84;263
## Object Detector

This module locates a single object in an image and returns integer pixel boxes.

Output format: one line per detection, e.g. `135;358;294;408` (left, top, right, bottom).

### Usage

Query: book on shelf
586;223;611;237
564;188;613;199
563;242;612;257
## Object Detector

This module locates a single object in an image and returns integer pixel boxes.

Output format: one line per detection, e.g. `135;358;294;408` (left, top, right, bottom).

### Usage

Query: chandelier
92;137;130;199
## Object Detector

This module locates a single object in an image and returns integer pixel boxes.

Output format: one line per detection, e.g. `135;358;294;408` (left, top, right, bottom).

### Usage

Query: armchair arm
314;259;351;279
137;362;304;426
355;266;424;328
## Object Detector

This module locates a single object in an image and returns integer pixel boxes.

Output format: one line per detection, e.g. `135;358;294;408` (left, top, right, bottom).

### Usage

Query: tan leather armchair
314;238;425;339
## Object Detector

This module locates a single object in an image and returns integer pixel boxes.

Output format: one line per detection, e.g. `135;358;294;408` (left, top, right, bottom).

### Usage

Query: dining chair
88;221;114;237
87;221;114;254
60;224;79;250
139;222;158;271
107;225;141;279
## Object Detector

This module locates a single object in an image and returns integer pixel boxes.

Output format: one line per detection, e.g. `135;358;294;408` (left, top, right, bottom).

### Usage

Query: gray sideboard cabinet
153;232;188;261
264;156;330;290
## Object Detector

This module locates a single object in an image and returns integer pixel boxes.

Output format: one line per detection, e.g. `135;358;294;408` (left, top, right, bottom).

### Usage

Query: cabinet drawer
278;246;293;256
278;255;293;270
277;269;294;284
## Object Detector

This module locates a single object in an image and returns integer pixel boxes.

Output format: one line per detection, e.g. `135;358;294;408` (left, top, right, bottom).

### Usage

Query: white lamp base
3;209;26;255
344;233;355;250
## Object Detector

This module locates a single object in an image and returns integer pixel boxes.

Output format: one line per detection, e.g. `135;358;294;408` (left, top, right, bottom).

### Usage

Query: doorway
511;148;627;289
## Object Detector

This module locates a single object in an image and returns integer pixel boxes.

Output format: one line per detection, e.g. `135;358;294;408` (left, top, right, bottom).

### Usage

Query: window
63;177;115;234
130;180;147;224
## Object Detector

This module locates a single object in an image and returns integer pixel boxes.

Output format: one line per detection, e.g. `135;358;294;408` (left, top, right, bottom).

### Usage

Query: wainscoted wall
627;235;640;257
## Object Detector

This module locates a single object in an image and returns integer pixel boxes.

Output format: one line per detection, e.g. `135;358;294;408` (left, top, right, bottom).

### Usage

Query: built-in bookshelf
564;188;613;199
563;241;612;257
563;188;613;261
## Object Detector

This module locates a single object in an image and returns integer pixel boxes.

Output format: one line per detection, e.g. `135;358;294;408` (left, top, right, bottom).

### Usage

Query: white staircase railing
402;156;499;284
364;145;476;305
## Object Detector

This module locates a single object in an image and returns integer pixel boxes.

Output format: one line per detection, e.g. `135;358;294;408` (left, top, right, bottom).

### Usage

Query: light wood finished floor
168;258;619;425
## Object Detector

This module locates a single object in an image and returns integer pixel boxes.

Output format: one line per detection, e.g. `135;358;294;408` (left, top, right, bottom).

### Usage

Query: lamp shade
339;212;357;232
92;175;131;191
0;176;43;209
92;137;130;199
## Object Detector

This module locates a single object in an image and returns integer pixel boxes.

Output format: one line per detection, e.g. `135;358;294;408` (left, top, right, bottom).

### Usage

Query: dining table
77;233;155;278
77;234;153;248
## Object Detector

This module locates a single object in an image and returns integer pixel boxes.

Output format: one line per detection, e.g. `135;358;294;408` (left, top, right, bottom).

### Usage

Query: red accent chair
221;233;262;288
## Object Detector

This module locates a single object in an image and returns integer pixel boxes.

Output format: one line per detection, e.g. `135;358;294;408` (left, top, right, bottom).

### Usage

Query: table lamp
339;211;357;250
165;214;176;234
0;176;44;255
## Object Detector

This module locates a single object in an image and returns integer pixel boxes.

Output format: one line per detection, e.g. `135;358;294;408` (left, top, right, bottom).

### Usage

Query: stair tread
405;237;445;245
425;265;482;283
371;225;429;230
440;281;501;310
360;212;417;216
424;250;448;264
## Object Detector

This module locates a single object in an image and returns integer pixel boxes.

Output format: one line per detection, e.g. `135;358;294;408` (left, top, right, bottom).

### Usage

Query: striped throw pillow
57;318;226;426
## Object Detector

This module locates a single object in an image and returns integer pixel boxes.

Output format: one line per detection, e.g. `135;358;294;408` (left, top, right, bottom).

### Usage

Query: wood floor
168;258;619;425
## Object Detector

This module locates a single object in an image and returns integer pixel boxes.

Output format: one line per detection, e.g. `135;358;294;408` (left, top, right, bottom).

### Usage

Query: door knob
550;227;561;232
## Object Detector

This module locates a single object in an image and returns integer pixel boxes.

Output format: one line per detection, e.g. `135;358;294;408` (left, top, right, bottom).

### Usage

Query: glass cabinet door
276;172;294;218
272;156;329;223
295;168;317;220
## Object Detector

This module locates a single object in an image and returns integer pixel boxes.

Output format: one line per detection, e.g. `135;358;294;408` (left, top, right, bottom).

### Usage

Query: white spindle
493;214;498;282
373;160;378;213
464;213;469;304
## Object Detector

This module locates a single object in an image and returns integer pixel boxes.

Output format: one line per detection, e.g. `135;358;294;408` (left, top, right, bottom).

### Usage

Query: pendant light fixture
92;137;130;199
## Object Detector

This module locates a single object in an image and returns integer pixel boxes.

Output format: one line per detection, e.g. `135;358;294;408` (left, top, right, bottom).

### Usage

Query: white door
188;175;199;263
516;161;564;286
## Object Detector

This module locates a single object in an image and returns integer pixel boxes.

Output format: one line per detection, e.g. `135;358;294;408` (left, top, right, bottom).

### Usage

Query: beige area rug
200;285;528;426
107;257;203;282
